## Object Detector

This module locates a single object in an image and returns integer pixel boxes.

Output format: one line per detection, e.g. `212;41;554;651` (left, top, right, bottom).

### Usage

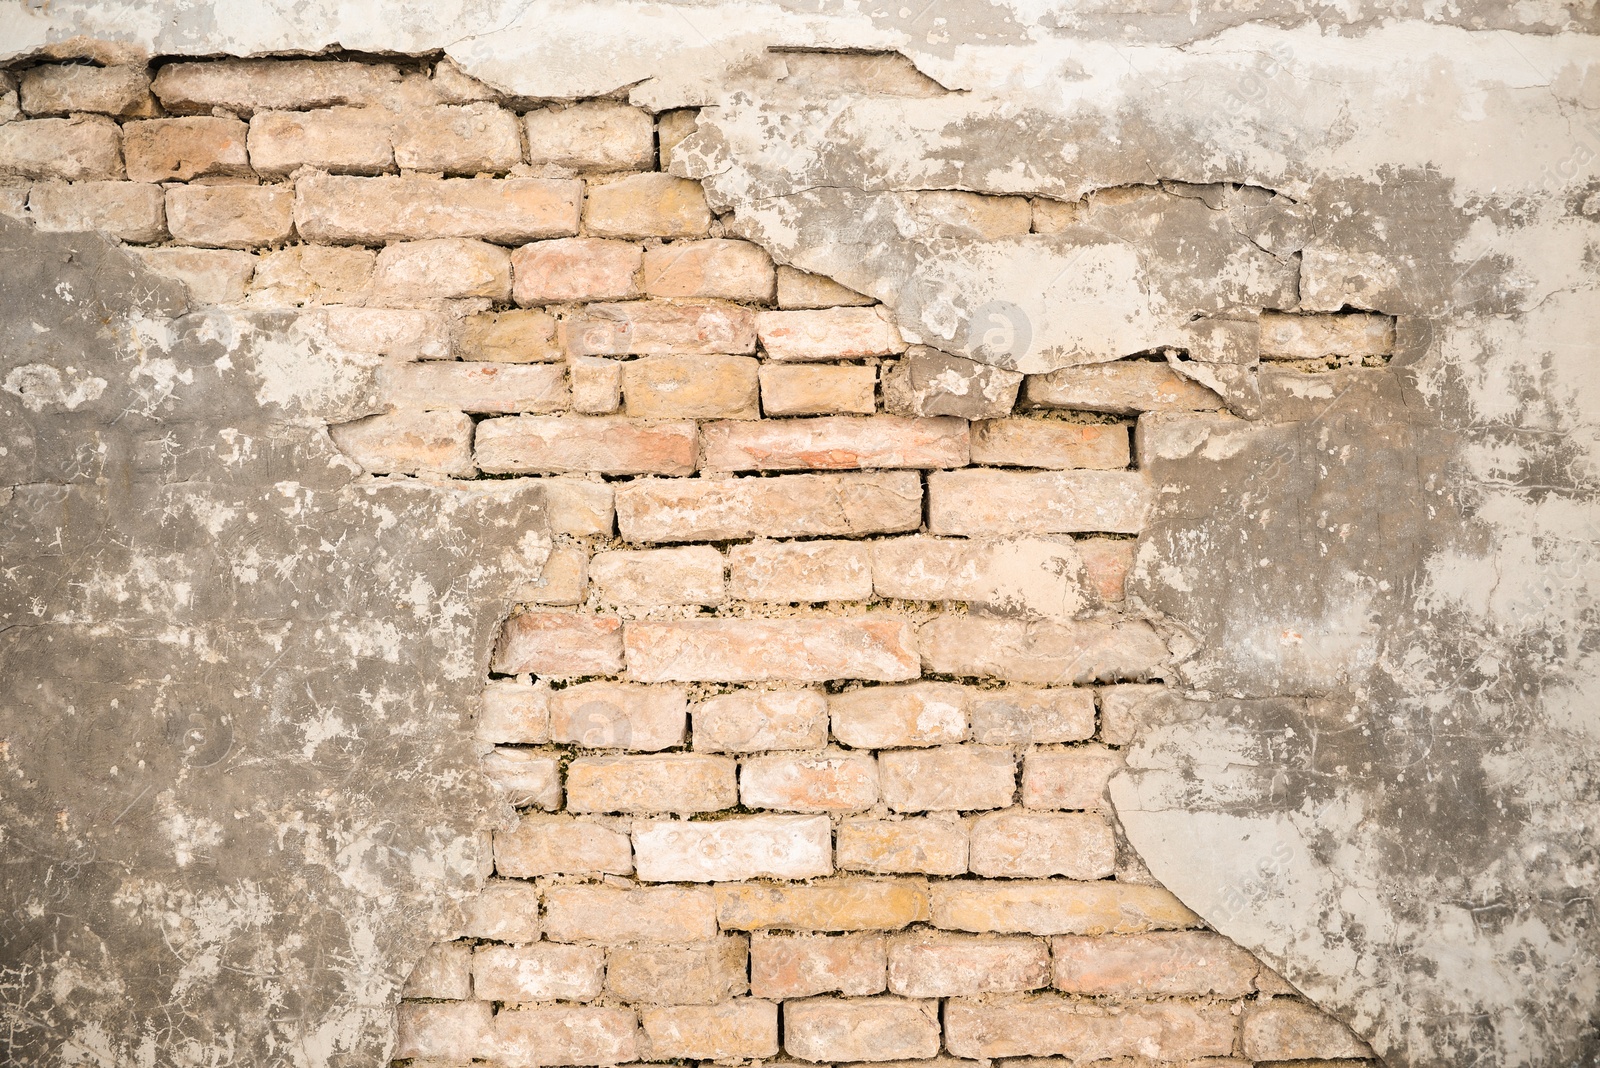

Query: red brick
491;611;623;676
870;535;1095;620
622;353;759;420
757;307;907;361
475;415;697;475
624;618;919;683
248;108;392;175
371;238;511;301
1052;930;1262;997
460;881;541;943
28;181;166;243
750;932;887;998
887;932;1049;996
700;415;968;471
524;101;655;171
20;64;153;118
151;59;407;114
1078;536;1135;603
512;237;641;305
759;363;878;416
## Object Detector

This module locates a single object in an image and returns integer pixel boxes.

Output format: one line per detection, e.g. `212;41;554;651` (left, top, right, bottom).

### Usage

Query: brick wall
0;54;1393;1068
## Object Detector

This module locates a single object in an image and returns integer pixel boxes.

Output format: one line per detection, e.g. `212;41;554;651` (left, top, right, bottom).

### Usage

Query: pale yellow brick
494;815;632;877
968;810;1116;879
151;59;408;115
28;180;165;243
458;309;562;362
522;544;588;606
482;748;561;809
700;414;968;471
1031;196;1082;232
564;300;757;356
494;1006;639;1067
640;1001;778;1061
297;174;581;244
524;101;655;172
728;540;872;602
615;471;921;543
970;418;1130;469
491;611;624;676
248;108;392;175
623;353;759;419
739;750;879;813
460;881;541;942
750;931;886;998
1022;361;1223;414
1098;683;1167;746
403;942;472;1000
474;944;605;1002
784;996;940;1062
880;745;1014;812
970;687;1095;745
887;931;1048;997
944;996;1236;1061
624;618;920;684
479;680;550;744
692;690;829;753
475;415;697;476
757;307;907;361
905;189;1032;239
1242;1001;1373;1061
759;363;877;416
633;814;832;882
590;546;724;607
548;681;687;751
715;878;931;932
1022;745;1125;810
393;102;522;174
836;818;968;876
570;357;622;413
135;247;255;304
927;468;1152;535
512;237;641;305
1052;931;1262;997
123;117;246;182
249;246;373;305
544;885;717;944
566;754;737;814
918;616;1167;685
656;109;698;171
165;185;293;249
642;239;775;302
584;172;711;238
828;682;968;748
606;937;749;1005
931;880;1201;935
542;478;616;537
371;238;512;302
397;1002;492;1061
0;116;121;181
20;64;153;118
378;361;566;415
328;409;475;478
775;266;876;309
314;307;450;359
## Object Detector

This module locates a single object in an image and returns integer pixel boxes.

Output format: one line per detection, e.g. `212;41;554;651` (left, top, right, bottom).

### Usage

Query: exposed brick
459;309;563;362
492;611;624;676
624;618;920;683
585;172;712;238
961;690;1091;747
565;300;757;356
548;681;687;750
1243;1000;1373;1061
633;814;833;882
700;415;968;471
378;362;567;415
729;539;872;602
918;616;1168;684
165;185;292;249
776;266;876;309
135;248;255;304
880;745;1014;812
1022;361;1223;414
524;545;589;606
623;353;759;420
607;937;749;1005
371;238;512;302
759;363;877;416
740;750;879;813
1022;746;1124;810
151;59;407;115
944;996;1236;1061
475;415;697;476
460;880;541;943
829;682;968;748
474;943;606;1002
836;818;968;876
325;306;451;355
640;1001;779;1061
1079;537;1135;604
20;64;153;118
1053;931;1261;997
570;356;623;413
393;102;522;174
615;471;921;543
656;108;698;171
1259;310;1394;360
249;246;373;305
495;1006;639;1067
927;469;1152;535
750;932;887;998
881;346;1022;419
887;932;1049;997
328;409;475;478
482;748;562;809
524;101;656;171
642;239;776;302
544;885;718;944
397;1001;492;1061
248;108;392;175
590;545;724;606
1098;683;1167;746
692;689;829;753
905;189;1032;238
784;996;940;1062
543;478;616;537
494;815;632;876
567;753;737;814
870;535;1093;620
1031;196;1082;232
297;174;581;244
403;942;471;999
28;180;165;243
969;810;1116;878
970;418;1130;469
715;878;932;931
931;880;1201;935
479;680;550;744
123;117;247;182
757;307;907;361
0;117;121;180
512;237;641;305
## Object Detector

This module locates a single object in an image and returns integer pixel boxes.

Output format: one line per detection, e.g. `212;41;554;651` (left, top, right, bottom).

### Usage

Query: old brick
567;754;737;814
701;415;968;471
870;535;1094;621
776;266;876;309
318;306;447;358
615;471;921;543
124;117;247;182
729;540;872;602
512;237;641;305
757;307;907;361
836;818;968;876
927;469;1152;535
249;108;392;175
495;1006;639;1067
28;180;165;243
880;745;1014;812
152;59;406;115
829;682;967;748
475;415;697;476
969;810;1116;879
379;362;567;415
970;418;1130;469
1098;683;1167;746
750;931;886;998
1022;746;1124;810
1243;1000;1373;1061
642;239;776;302
931;880;1200;935
640;1001;778;1061
918;616;1167;684
491;611;624;676
692;689;829;752
760;363;877;417
461;880;542;943
565;300;757;356
591;546;723;607
403;941;471;999
525;101;655;171
623;353;759;420
1259;310;1394;360
1052;931;1261;997
656;108;698;170
740;750;879;813
881;346;1022;419
20;64;153;118
544;885;717;944
1031;196;1082;232
888;931;1048;997
784;996;940;1062
393;103;522;174
482;748;562;809
548;681;686;751
297;174;581;244
607;937;749;1005
970;687;1095;745
570;357;623;413
249;246;374;305
479;680;550;744
0;117;121;180
371;238;512;301
633;814;832;882
716;878;931;931
494;815;632;877
135;248;255;304
459;309;563;362
585;173;712;238
524;545;589;606
905;189;1032;238
165;185;293;249
397;1001;492;1061
474;944;606;1002
1022;361;1223;414
329;409;474;478
543;478;616;537
944;996;1235;1061
625;618;920;683
1078;538;1135;604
